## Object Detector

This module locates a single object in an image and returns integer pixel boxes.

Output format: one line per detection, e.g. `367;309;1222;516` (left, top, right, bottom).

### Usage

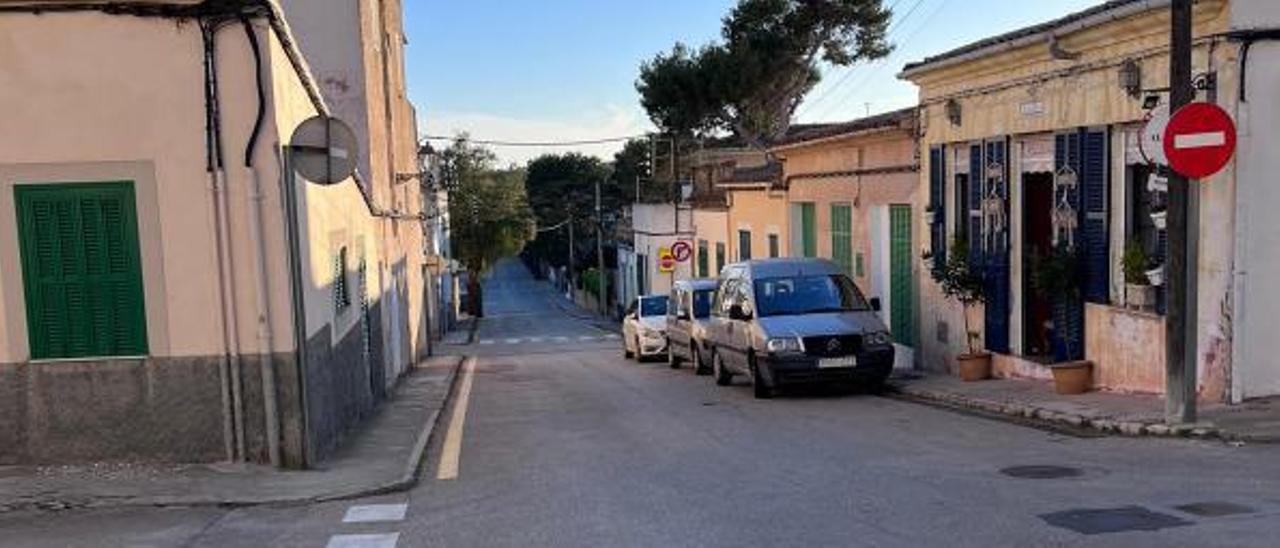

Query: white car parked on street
622;294;669;361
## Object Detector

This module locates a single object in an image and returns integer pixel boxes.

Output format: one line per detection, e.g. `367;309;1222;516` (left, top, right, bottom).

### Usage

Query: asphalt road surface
4;258;1280;547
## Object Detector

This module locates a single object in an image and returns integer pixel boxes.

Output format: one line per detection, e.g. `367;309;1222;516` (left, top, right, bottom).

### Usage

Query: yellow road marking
436;356;477;480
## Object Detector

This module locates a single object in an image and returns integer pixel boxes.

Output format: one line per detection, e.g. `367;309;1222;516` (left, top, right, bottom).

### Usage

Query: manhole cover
1000;465;1084;479
1174;501;1255;517
1040;506;1192;535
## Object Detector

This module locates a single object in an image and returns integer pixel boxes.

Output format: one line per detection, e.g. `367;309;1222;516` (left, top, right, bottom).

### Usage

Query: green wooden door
830;203;853;276
889;204;915;345
16;182;148;359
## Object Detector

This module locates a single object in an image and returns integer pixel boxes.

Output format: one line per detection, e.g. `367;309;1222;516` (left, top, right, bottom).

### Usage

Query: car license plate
818;356;857;368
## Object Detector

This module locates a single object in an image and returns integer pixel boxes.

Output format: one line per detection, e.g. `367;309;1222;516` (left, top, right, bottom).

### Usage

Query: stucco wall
726;189;789;262
1229;1;1280;401
692;208;728;278
631;203;694;296
777;130;919;289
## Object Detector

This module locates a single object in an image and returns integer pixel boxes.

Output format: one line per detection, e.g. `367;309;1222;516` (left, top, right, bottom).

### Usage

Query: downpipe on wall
202;20;239;464
242;17;282;468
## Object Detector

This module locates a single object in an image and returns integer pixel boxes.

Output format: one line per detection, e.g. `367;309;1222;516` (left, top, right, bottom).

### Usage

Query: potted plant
929;236;991;381
1122;243;1155;311
1032;243;1092;394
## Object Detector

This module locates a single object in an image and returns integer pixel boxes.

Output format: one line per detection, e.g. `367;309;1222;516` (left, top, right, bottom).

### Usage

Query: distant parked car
704;258;894;398
622;294;670;361
665;279;718;374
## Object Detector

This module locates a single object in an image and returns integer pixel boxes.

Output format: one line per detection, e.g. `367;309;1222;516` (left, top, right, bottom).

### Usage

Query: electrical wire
796;0;934;120
808;0;952;122
421;134;645;147
795;0;914;119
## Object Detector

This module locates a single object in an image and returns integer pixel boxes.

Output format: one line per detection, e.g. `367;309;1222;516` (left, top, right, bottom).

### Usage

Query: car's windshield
639;296;668;317
752;275;869;317
691;289;713;318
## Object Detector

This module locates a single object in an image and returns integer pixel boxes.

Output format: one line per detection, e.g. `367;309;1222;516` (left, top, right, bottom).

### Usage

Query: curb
886;383;1277;444
1;355;469;514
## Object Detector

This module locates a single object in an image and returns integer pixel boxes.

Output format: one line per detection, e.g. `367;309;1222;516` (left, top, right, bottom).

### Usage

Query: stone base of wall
303;301;385;464
0;353;302;466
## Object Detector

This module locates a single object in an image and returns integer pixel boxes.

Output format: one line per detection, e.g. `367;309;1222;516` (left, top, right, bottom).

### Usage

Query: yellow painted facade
903;0;1239;400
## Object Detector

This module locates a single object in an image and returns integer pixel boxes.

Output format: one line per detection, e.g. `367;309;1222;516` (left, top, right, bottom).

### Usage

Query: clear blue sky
404;0;1102;164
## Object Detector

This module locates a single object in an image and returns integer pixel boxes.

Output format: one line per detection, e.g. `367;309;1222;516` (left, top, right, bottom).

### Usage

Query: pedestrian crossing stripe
478;334;620;346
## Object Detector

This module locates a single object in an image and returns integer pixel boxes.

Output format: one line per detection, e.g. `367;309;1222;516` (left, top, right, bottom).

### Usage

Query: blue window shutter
1052;131;1087;361
928;145;947;272
983;139;1011;354
1080;129;1110;303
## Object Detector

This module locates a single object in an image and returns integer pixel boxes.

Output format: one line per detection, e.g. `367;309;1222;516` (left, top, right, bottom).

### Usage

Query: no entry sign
1163;102;1237;179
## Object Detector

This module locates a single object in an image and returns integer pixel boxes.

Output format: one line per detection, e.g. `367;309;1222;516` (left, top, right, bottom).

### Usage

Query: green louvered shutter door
830;203;853;276
801;203;817;257
889;204;915;345
17;182;148;359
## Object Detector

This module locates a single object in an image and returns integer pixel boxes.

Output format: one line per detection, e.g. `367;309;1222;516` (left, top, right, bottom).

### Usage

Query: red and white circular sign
1162;102;1237;179
670;241;693;262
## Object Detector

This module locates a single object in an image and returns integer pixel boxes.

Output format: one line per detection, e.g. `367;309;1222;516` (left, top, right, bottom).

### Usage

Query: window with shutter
697;239;709;278
968;144;985;268
768;234;780;258
983;139;1012;354
928;146;947;272
830;203;853;276
799;203;817;257
16;182;148;359
1080;128;1110;304
738;230;752;260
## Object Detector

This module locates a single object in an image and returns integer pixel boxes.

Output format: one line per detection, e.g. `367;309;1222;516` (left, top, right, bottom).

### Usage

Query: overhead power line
796;0;932;120
421;134;644;147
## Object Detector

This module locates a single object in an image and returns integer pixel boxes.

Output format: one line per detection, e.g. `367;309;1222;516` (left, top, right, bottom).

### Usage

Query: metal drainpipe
242;16;280;467
203;24;236;464
208;21;247;461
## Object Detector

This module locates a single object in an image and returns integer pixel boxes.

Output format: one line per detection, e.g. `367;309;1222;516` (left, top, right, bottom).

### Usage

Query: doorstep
888;373;1280;444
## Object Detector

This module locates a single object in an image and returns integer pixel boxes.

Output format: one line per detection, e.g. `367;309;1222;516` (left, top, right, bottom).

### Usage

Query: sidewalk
549;286;620;334
890;373;1280;444
0;354;466;514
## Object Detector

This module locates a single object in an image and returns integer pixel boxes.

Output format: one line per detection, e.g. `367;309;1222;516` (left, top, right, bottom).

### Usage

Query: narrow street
0;258;1277;547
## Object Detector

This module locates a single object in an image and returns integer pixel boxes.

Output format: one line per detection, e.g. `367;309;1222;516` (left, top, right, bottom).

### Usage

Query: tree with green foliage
610;138;671;204
637;0;892;149
445;138;534;317
522;153;618;280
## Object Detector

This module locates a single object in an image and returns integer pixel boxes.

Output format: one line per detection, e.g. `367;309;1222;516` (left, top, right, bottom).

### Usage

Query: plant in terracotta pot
1122;243;1155;312
1032;243;1092;394
929;236;990;381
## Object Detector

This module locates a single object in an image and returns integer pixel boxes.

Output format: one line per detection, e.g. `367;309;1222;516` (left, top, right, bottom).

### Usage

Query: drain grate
1175;501;1256;517
1000;465;1084;479
1040;506;1192;535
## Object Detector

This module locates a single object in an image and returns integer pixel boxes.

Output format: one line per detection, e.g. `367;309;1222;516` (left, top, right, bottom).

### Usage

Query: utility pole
1165;0;1196;424
596;179;607;316
566;213;574;297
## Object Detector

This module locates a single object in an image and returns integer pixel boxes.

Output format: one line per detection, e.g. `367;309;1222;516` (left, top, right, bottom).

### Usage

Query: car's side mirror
870;297;882;312
728;304;752;321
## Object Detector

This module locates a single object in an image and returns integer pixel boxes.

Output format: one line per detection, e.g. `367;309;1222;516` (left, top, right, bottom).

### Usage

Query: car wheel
713;351;733;386
667;339;681;369
634;337;645;362
623;335;634;359
691;346;708;376
749;353;773;399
